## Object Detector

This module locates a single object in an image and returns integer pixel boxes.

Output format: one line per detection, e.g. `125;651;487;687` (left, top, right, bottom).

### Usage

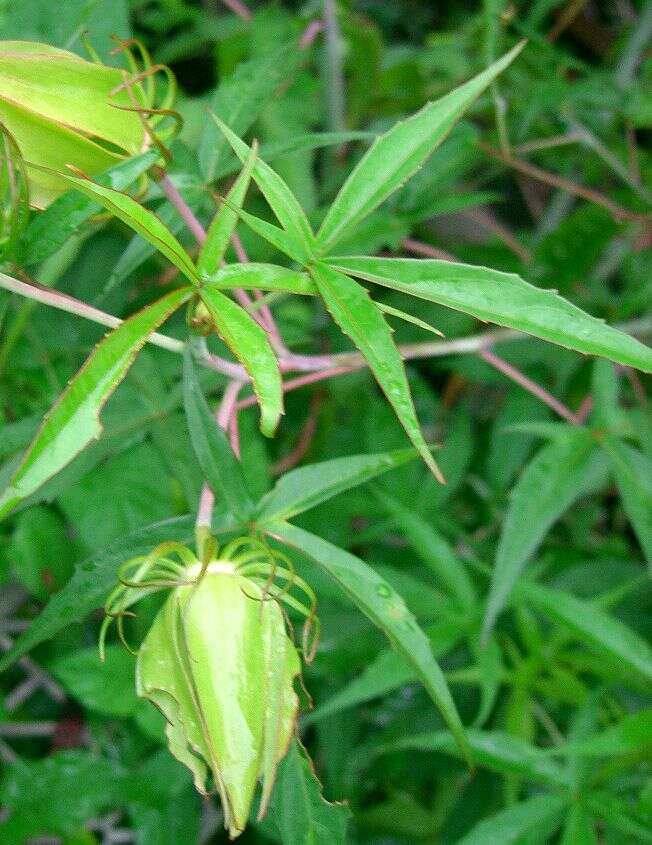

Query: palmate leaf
183;349;254;521
327;256;652;374
520;582;652;684
54;170;200;284
602;436;652;570
0;287;192;520
197;141;258;276
315;42;525;252
199;46;301;183
210;115;315;263
199;286;283;437
256;447;418;523
268;521;471;764
482;428;607;639
310;262;445;482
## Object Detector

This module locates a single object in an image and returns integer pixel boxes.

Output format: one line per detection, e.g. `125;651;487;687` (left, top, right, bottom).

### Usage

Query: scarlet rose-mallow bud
101;535;319;839
0;123;28;261
0;39;177;209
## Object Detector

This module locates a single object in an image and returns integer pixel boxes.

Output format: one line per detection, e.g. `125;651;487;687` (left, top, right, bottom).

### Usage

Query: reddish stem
402;238;456;262
220;0;251;20
299;19;324;49
236;365;358;411
478;348;581;425
196;380;244;529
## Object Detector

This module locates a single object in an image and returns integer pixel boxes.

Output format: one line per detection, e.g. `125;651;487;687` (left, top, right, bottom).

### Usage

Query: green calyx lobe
136;564;301;839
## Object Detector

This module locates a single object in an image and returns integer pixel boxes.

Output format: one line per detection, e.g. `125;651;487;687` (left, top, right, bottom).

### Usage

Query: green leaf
19;150;159;266
550;708;652;758
182;349;254;521
586;792;652;843
386;729;570;787
473;634;503;728
51;644;137;718
602;437;652;569
0;514;238;672
457;794;567;845
310;262;444;482
54;170;199;284
230;130;375;174
305;617;465;724
198;287;283;437
315;43;524;252
197;141;257;276
0;287;192;520
266;739;350;845
107;183;204;293
206;263;315;296
228;204;309;264
199;47;301;183
210;115;315;263
327;256;652;374
560;805;598;845
9;504;75;600
376;302;445;337
374;487;476;607
482;428;606;639
0;751;127;842
256;447;418;523
269;521;471;765
520;582;652;684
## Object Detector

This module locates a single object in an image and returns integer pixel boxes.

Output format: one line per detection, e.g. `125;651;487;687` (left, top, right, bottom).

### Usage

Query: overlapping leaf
316;43;525;251
310;262;445;482
482;428;606;639
182;349;254;520
327;256;652;373
199;286;283;437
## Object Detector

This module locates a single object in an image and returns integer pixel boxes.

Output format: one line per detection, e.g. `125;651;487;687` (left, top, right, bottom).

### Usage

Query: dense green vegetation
0;1;650;843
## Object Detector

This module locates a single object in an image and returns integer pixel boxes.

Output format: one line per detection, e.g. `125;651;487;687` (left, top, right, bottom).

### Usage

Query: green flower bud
101;537;318;839
0;41;175;208
0;122;28;262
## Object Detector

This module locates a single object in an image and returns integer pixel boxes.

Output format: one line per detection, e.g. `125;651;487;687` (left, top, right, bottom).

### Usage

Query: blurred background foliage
0;0;651;843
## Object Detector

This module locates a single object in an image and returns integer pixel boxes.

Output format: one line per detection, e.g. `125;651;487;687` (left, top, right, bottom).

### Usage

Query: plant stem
323;0;346;134
478;348;581;424
4;269;651;380
300;19;324;49
196;379;244;530
480;142;646;223
220;0;251;21
0;271;245;378
158;174;286;343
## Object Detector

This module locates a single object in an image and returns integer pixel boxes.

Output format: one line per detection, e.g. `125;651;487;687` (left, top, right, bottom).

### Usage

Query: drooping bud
136;562;301;839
